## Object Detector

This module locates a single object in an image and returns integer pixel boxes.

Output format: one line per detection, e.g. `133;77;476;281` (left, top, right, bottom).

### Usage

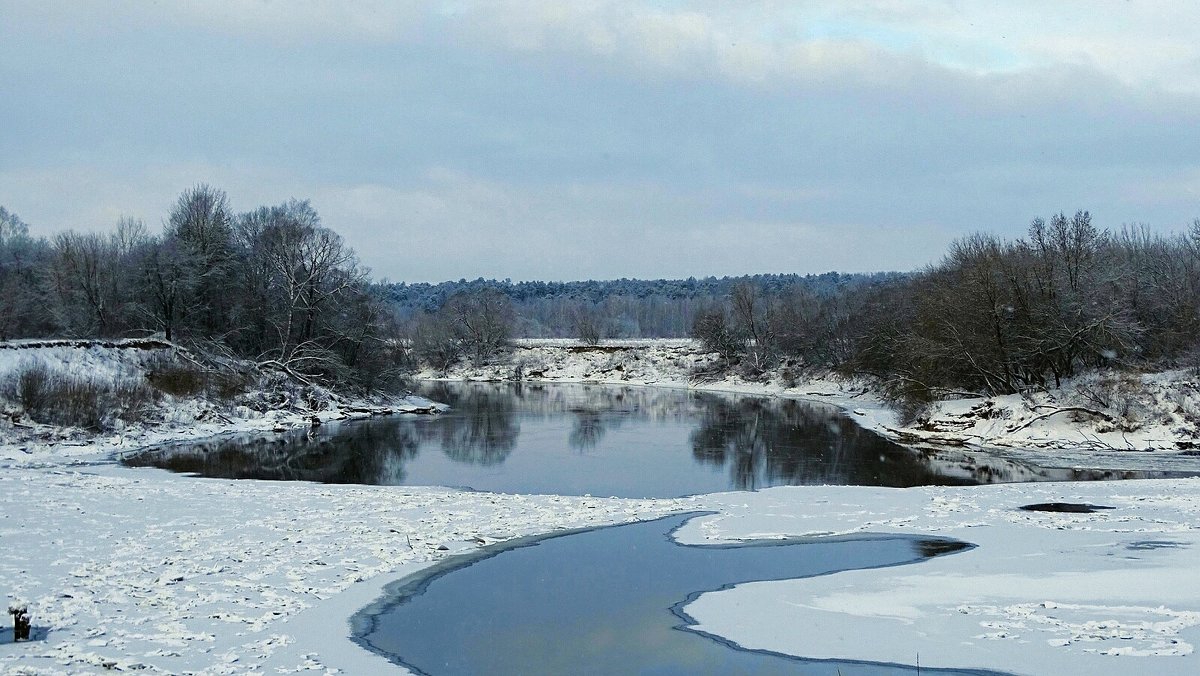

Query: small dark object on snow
9;604;30;642
1019;502;1115;513
310;416;321;427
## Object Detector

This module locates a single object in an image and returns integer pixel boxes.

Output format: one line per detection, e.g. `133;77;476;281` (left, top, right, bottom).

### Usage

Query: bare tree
253;200;365;378
50;232;118;336
412;312;462;373
0;207;54;339
573;305;604;345
691;305;741;363
730;281;774;371
166;184;234;338
136;235;193;341
442;288;514;363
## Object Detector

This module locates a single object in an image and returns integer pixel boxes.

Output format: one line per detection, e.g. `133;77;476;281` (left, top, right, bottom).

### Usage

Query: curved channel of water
353;513;1006;676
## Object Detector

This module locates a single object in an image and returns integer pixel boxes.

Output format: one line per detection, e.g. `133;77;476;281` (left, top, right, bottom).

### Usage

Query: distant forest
385;272;904;338
4;189;1200;408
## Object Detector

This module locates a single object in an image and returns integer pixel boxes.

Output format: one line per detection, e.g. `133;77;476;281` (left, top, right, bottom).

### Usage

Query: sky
3;1;1200;283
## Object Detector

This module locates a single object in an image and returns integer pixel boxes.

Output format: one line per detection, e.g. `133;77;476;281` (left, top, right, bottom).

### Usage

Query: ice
4;339;1200;673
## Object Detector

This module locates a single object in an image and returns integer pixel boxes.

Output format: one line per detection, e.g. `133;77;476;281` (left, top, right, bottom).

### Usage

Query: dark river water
121;382;1156;674
124;381;1173;497
353;512;1006;676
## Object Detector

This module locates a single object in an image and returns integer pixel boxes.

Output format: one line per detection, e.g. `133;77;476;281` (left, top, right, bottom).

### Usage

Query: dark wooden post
9;604;30;641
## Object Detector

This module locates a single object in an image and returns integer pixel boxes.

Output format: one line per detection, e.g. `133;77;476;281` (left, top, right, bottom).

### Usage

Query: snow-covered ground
679;478;1200;675
420;339;1200;473
0;462;688;674
4;462;1200;674
4;339;1200;674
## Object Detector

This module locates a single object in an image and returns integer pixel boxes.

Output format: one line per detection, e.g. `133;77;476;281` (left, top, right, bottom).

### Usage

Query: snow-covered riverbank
0;339;441;468
420;339;1200;473
3;340;1200;674
0;463;688;673
4;460;1200;674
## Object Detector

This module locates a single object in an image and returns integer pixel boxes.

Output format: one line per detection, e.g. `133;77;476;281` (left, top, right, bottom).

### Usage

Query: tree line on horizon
386;271;902;338
4;193;1199;405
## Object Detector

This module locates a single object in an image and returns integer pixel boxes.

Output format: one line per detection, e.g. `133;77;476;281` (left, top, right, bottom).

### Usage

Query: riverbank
0;462;687;673
417;339;1200;473
2;341;1199;674
3;459;1199;674
0;339;442;467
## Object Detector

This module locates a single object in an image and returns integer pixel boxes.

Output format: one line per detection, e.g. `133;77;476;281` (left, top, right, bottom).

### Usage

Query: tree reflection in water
568;411;606;451
436;385;518;465
125;418;423;484
126;382;1180;493
689;395;972;489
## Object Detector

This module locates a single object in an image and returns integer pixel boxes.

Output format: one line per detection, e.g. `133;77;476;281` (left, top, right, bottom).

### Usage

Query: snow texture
0;464;687;674
3;339;1200;674
677;478;1200;675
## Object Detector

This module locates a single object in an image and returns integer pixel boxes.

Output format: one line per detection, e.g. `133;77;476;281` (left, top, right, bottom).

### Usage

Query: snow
677;479;1200;675
420;339;1200;473
4;339;1200;674
6;464;1200;674
0;463;688;673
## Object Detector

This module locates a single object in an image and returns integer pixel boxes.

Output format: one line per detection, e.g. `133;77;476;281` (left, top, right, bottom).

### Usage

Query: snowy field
0;462;687;674
3;460;1199;674
3;339;1200;674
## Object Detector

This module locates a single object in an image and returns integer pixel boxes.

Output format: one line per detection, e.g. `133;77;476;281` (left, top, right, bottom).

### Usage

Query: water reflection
354;513;1002;676
569;410;607;451
124;382;1196;497
124;419;424;485
689;396;941;490
436;385;518;466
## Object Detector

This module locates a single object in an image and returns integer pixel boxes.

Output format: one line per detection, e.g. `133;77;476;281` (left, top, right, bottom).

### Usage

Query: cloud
1;0;428;44
4;1;1200;283
11;1;1200;94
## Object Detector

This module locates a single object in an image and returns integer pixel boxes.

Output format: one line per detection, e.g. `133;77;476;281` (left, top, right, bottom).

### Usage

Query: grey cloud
3;2;1200;282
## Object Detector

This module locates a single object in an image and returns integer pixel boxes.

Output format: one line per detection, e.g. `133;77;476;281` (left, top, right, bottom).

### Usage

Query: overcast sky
3;1;1200;282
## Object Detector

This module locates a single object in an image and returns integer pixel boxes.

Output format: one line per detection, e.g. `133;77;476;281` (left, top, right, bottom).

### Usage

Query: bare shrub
209;370;254;403
6;361;157;430
145;354;255;404
691;307;742;363
779;365;800;389
1082;371;1153;432
108;377;158;425
689;356;730;384
735;359;770;382
9;359;52;413
574;309;603;346
147;360;209;397
895;399;931;428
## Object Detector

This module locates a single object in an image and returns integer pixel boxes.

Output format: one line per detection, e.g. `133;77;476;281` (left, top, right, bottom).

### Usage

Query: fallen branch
1007;407;1114;434
256;359;316;386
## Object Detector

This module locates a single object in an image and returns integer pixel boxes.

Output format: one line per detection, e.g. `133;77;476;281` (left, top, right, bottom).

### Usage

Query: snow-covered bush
146;356;209;397
9;358;52;413
4;359;157;431
1077;371;1155;433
